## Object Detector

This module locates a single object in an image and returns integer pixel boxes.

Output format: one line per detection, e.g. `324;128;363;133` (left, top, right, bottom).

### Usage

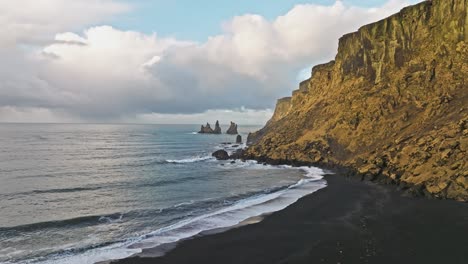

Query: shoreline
111;173;468;264
92;161;327;264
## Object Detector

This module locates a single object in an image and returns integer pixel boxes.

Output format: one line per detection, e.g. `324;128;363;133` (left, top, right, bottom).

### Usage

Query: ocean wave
128;169;326;252
18;162;328;264
173;200;195;208
31;186;103;195
0;213;127;235
215;142;247;155
0;186;104;200
98;214;124;224
165;155;214;164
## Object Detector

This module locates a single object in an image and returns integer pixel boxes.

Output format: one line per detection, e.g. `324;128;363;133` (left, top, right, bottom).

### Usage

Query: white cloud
0;0;129;47
0;0;414;123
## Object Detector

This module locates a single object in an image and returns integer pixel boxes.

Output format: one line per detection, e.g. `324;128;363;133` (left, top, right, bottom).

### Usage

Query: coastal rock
199;121;222;134
236;135;242;144
199;123;214;134
226;122;238;135
243;0;468;201
214;121;222;134
212;150;229;160
229;149;245;160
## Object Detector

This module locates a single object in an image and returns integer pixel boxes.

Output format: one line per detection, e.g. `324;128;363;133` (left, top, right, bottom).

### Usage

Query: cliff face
246;0;468;201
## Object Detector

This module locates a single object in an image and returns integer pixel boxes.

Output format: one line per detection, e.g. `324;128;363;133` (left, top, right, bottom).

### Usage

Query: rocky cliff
245;0;468;201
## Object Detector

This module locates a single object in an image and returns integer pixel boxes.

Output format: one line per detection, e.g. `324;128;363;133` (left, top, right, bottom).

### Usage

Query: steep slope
245;0;468;201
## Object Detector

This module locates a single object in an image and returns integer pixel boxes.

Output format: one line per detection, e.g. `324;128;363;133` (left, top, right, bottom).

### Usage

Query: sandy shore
112;174;468;264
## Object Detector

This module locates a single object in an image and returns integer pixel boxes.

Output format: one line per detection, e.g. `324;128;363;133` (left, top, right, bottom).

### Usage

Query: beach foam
165;155;214;164
25;161;328;264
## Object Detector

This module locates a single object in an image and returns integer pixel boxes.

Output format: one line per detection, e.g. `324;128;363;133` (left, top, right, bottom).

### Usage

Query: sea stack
226;122;238;135
199;121;222;134
214;121;222;134
236;135;242;144
199;123;214;134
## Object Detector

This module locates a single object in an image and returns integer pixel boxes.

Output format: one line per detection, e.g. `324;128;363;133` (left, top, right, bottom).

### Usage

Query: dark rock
229;149;245;160
214;121;222;134
212;150;229;160
236;135;242;144
199;121;222;134
230;161;236;164
226;122;238;135
199;123;214;134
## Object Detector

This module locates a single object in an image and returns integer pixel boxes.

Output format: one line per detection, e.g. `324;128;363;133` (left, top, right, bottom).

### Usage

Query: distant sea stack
199;121;222;134
226;122;239;135
245;0;468;201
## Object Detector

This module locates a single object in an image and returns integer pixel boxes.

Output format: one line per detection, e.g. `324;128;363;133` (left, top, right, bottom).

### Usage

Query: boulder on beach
226;122;238;135
212;150;229;160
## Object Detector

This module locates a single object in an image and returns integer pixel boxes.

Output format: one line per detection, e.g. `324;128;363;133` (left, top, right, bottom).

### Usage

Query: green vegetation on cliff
246;0;468;201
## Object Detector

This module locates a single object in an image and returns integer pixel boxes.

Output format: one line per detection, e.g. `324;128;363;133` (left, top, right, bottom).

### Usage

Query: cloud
0;106;79;123
0;0;414;123
0;0;129;47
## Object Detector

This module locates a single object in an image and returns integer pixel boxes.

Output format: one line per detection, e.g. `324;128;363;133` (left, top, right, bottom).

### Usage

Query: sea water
0;124;327;264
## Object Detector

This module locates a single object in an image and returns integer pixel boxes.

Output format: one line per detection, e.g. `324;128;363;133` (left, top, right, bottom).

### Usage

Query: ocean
0;124;327;264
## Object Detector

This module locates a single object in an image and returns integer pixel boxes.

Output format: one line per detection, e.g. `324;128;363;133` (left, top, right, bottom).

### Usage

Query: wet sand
113;174;468;264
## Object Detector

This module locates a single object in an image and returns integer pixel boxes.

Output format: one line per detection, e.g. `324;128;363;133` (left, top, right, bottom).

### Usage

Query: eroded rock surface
199;121;222;134
212;150;229;160
226;122;238;135
245;0;468;201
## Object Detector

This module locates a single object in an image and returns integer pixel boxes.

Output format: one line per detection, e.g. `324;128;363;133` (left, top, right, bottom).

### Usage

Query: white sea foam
127;166;327;252
29;162;329;264
166;156;214;164
98;214;123;224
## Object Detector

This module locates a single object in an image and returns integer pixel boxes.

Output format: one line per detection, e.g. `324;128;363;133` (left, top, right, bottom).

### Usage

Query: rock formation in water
226;122;239;135
245;0;468;201
212;150;229;160
236;135;242;144
214;121;222;134
199;123;214;134
199;121;222;134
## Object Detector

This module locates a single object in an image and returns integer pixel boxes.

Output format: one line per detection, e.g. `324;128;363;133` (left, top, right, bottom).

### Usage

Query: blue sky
113;0;391;41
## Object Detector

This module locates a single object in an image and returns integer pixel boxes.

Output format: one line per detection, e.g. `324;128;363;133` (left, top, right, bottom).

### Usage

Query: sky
0;0;418;124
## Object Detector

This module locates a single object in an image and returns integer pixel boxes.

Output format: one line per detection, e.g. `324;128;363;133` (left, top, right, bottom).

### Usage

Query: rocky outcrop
269;97;292;125
212;150;229;160
214;121;222;134
245;0;468;201
199;121;222;134
226;122;238;135
199;123;214;133
236;135;242;144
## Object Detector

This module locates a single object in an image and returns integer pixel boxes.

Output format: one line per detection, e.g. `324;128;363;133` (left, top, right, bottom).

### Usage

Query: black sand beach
113;174;468;264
